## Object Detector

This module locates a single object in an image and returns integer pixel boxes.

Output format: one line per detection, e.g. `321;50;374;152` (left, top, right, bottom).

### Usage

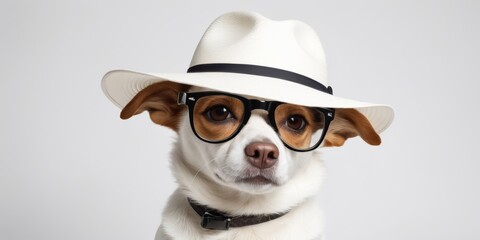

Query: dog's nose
244;142;279;169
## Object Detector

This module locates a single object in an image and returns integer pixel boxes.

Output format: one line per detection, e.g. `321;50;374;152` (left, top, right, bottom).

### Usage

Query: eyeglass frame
177;91;335;152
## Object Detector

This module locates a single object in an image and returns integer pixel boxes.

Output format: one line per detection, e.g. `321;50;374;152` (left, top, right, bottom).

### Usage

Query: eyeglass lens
191;94;326;150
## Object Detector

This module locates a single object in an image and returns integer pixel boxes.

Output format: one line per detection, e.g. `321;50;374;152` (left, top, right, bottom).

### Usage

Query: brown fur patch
274;104;325;149
192;95;244;141
324;108;381;147
120;81;191;131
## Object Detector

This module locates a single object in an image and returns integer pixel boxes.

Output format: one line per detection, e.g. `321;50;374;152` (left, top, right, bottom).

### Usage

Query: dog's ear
120;81;191;131
324;108;381;147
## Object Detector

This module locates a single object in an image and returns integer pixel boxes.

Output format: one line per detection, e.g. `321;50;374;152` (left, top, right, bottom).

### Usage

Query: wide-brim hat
102;11;394;134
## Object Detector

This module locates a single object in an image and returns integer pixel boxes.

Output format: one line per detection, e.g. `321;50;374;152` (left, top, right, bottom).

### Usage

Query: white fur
154;89;327;239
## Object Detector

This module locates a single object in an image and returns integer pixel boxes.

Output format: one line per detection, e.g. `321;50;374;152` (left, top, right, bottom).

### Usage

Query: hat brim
102;70;394;134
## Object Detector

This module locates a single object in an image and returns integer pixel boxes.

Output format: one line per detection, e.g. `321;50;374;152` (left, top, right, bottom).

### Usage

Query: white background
1;0;479;239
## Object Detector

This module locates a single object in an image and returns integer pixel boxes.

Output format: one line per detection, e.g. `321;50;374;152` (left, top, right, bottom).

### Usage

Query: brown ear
324;108;381;147
120;81;191;131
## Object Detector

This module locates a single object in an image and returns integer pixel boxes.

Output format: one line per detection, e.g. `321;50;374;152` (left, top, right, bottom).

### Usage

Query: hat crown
190;12;328;86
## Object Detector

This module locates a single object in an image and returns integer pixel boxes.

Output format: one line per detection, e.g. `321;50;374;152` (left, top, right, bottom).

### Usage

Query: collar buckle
201;212;231;230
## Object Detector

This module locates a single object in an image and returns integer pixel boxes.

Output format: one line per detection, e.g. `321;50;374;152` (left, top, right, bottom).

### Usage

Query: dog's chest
159;190;323;240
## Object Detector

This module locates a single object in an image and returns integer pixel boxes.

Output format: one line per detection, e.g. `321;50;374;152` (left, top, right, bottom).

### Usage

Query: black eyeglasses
177;91;335;152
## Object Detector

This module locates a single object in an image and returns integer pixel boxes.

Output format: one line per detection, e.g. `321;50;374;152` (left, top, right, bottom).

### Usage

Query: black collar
187;198;288;230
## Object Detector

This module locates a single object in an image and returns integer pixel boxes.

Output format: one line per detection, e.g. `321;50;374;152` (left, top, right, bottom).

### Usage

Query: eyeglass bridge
249;99;270;111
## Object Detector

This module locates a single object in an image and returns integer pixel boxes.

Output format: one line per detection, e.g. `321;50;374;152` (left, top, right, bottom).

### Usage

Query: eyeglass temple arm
178;92;187;105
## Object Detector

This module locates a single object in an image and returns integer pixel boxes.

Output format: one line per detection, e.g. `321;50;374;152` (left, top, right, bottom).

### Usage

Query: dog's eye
285;115;307;131
205;105;234;122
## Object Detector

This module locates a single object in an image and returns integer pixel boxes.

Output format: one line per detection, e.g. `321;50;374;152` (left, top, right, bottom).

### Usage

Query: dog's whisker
192;157;217;182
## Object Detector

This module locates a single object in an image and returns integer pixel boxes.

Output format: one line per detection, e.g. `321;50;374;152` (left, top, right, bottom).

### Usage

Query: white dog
102;11;393;240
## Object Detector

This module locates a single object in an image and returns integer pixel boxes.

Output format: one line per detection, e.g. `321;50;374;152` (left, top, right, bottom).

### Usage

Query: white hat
102;11;394;133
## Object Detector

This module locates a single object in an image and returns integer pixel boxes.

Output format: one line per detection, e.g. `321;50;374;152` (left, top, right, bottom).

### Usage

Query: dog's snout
244;142;279;169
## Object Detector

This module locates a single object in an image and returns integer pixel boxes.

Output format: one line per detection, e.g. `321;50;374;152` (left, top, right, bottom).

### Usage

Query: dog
102;11;393;240
118;82;381;240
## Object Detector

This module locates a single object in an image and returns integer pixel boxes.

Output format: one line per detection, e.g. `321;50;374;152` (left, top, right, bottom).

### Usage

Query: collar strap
187;198;287;230
187;63;333;95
